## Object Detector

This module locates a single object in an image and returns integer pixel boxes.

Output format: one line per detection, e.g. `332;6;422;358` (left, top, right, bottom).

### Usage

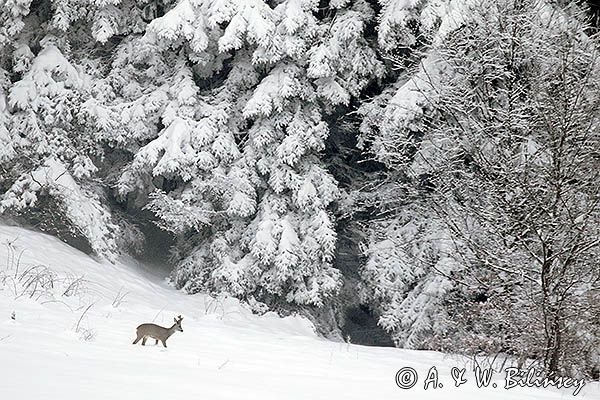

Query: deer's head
174;315;184;332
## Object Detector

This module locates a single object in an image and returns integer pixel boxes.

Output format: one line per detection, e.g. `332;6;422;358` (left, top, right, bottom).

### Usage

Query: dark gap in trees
341;304;395;347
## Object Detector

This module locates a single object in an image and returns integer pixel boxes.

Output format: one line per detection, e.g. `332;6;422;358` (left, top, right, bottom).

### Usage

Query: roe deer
133;315;183;348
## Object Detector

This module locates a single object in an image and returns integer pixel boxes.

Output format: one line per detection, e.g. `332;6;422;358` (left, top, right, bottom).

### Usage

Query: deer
132;315;183;348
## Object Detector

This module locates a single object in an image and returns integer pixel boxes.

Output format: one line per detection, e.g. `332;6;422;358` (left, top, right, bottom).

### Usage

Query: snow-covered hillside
0;224;597;400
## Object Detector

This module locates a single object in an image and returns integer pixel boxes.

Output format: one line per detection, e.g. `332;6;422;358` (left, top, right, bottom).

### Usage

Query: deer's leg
161;339;167;348
142;336;147;346
133;332;142;344
155;339;159;345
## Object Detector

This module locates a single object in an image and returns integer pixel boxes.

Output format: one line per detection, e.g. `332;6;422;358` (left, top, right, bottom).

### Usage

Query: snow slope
0;224;597;400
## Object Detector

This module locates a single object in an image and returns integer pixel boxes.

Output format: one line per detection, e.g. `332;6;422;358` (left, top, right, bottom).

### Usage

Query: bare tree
392;0;600;377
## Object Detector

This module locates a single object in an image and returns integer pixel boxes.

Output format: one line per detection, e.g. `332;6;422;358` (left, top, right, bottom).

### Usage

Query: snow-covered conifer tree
82;0;387;307
0;0;160;258
0;33;121;257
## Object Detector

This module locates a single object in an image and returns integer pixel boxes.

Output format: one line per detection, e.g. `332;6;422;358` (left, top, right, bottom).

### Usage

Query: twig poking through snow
111;287;130;308
75;303;95;333
40;300;74;312
152;306;167;322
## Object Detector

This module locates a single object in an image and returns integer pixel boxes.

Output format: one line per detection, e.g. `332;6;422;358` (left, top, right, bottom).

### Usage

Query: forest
1;0;599;379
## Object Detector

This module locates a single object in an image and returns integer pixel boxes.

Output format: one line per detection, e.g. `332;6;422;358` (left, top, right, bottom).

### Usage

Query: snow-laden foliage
0;0;154;258
1;158;119;257
0;35;121;259
80;0;385;306
358;201;462;348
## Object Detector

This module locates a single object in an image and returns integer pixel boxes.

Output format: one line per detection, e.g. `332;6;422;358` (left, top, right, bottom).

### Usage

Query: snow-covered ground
0;223;597;400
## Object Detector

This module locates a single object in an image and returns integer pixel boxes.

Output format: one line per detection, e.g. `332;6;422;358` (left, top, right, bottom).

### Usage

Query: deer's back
137;323;168;338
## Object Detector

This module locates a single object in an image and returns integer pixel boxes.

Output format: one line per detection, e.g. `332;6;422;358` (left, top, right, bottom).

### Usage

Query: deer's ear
174;318;177;323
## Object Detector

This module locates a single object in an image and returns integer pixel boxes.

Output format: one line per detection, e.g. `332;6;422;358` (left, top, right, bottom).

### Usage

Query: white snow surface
0;223;597;400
